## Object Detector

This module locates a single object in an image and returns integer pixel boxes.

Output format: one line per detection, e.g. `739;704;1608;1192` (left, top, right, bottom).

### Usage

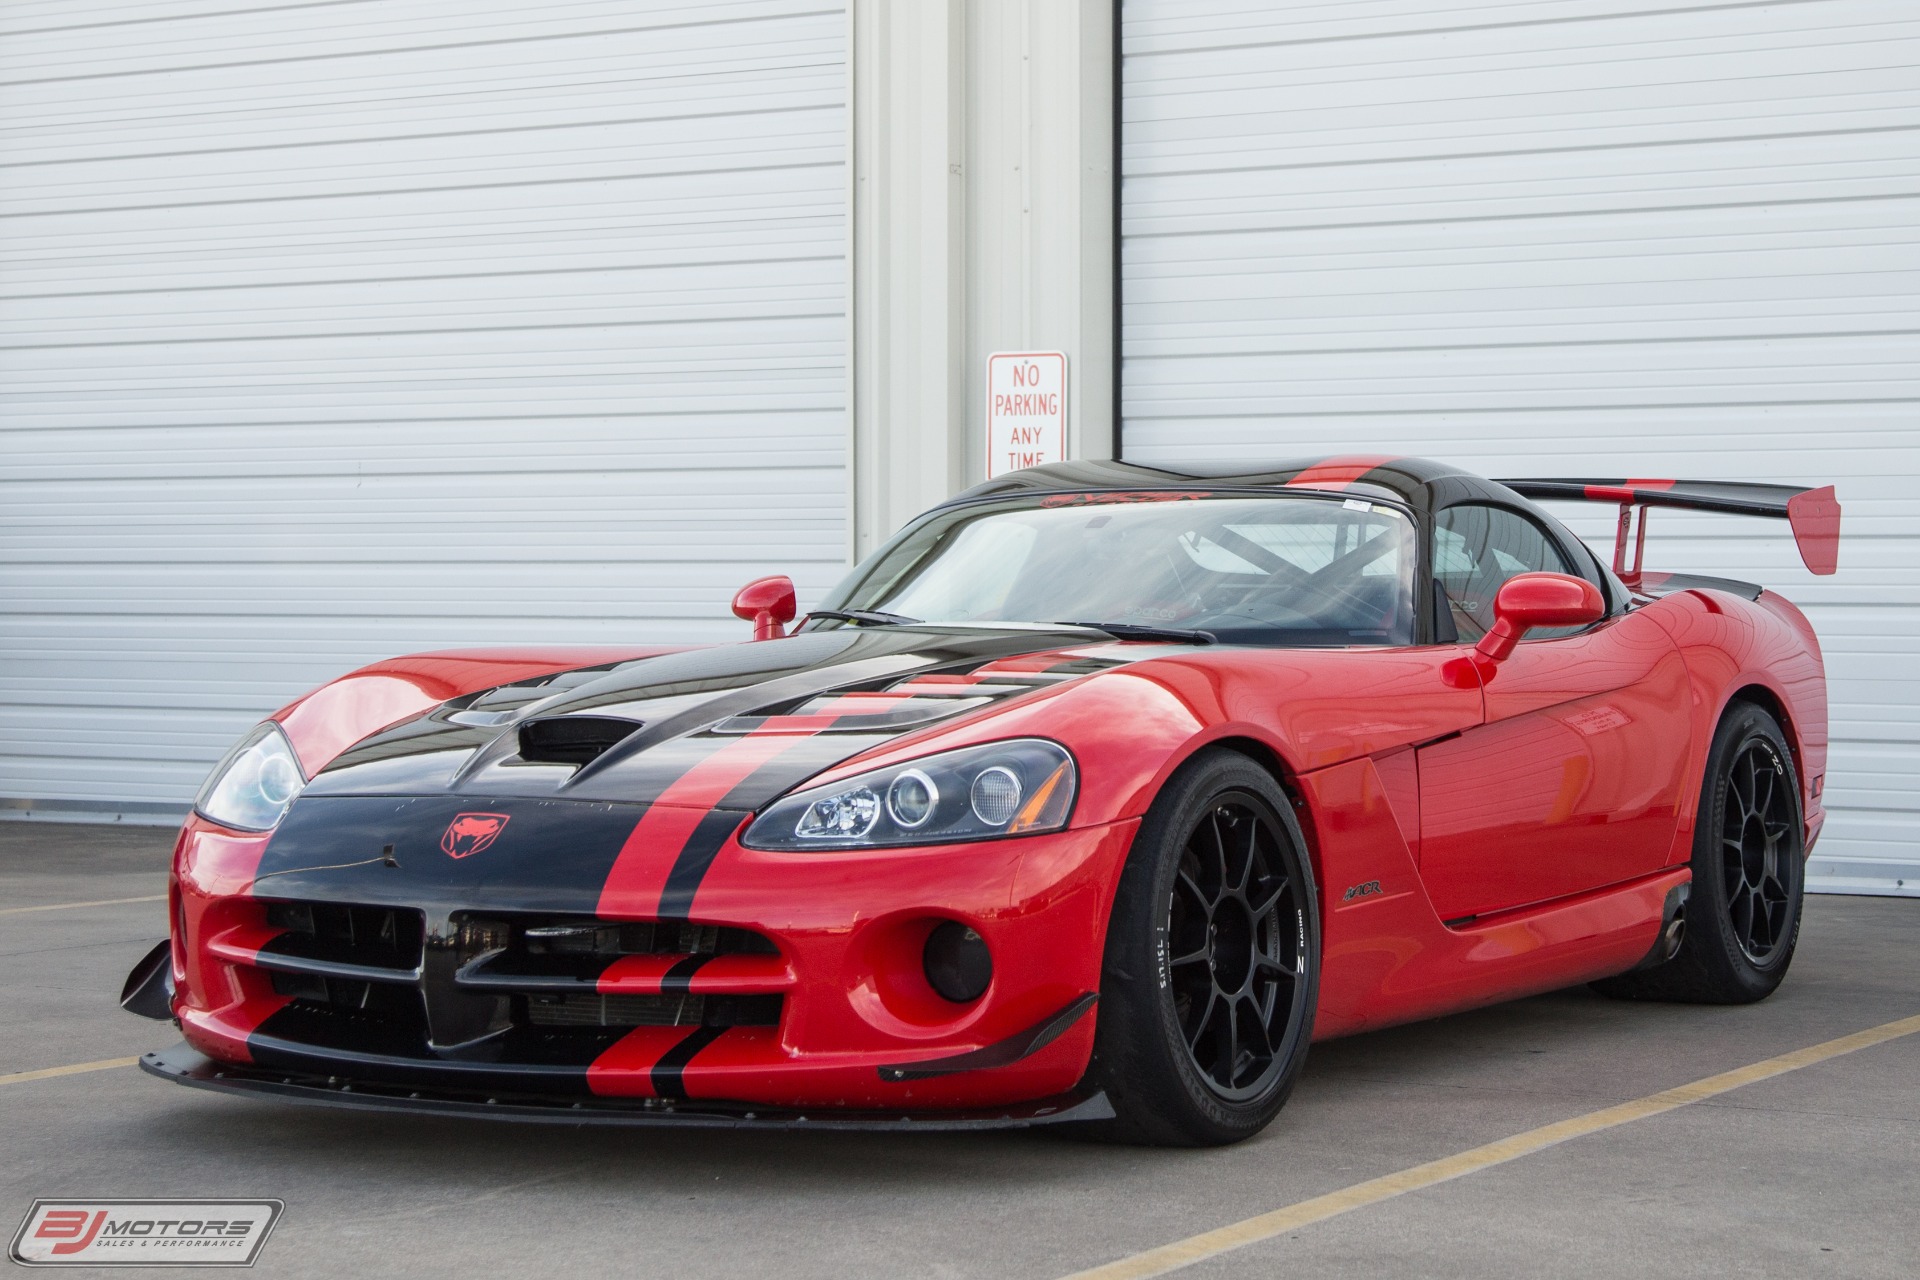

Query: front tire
1593;701;1805;1004
1081;749;1319;1146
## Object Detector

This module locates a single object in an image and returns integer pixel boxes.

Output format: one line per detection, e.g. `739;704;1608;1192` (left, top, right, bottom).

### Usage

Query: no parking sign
986;351;1066;478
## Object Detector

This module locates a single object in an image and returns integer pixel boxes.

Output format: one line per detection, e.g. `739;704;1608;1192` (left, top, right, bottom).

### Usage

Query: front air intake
516;716;642;766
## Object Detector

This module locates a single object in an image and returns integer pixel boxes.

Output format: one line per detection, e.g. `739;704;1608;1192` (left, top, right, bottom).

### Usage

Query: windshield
816;492;1417;647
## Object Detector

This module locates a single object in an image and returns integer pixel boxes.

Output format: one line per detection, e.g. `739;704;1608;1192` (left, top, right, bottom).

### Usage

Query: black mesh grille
522;993;781;1030
452;914;777;981
263;900;424;974
265;976;433;1055
242;903;783;1062
525;993;705;1028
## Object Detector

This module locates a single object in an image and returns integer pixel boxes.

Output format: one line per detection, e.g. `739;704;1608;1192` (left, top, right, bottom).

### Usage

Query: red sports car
123;456;1841;1145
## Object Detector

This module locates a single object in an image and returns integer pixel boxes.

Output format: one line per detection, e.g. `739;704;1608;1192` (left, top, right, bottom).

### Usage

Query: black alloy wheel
1721;737;1796;963
1080;749;1318;1146
1167;795;1306;1101
1593;701;1804;1005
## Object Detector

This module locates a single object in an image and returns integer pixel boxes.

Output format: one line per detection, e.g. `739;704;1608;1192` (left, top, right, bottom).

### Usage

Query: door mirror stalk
1473;573;1605;664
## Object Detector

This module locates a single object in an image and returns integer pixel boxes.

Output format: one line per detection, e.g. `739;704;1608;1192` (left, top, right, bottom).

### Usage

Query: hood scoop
517;716;644;766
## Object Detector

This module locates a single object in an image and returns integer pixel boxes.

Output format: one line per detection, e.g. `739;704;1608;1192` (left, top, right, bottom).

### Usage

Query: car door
1416;503;1691;922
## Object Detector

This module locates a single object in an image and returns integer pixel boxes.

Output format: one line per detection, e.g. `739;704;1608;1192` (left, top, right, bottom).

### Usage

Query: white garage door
0;1;847;819
1120;0;1920;894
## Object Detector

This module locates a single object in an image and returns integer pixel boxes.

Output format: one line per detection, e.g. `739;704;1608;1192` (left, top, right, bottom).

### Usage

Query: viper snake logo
441;812;510;859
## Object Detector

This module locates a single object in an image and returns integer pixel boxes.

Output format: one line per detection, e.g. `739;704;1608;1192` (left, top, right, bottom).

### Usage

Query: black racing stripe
575;732;738;803
658;953;711;994
253;795;649;917
652;734;893;920
650;1025;727;1100
722;733;895;811
657;808;751;921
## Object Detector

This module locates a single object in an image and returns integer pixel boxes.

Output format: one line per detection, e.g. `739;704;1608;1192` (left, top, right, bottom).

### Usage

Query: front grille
262;979;433;1058
523;992;781;1029
452;913;777;984
526;992;704;1028
263;900;424;975
268;971;412;1010
227;902;785;1070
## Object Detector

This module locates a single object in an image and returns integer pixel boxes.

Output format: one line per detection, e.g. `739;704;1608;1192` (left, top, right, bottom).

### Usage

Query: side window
1434;504;1580;642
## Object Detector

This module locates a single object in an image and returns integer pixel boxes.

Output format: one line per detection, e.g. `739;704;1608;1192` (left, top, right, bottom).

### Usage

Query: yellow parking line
0;1057;141;1087
1063;1012;1920;1280
0;894;165;916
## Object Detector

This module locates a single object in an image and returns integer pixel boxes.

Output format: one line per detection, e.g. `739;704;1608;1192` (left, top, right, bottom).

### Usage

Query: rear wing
1496;478;1840;582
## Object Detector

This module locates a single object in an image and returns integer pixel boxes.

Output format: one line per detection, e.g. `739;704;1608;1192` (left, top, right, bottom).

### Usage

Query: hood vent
517;716;643;766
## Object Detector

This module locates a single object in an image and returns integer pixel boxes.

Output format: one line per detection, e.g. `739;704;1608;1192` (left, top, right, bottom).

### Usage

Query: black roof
945;455;1507;517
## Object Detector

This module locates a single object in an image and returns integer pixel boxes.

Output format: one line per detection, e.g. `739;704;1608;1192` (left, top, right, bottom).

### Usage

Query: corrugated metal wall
0;1;848;817
1120;0;1920;893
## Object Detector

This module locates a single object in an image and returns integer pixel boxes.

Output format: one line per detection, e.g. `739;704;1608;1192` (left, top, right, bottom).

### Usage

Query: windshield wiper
1057;620;1217;645
807;608;921;627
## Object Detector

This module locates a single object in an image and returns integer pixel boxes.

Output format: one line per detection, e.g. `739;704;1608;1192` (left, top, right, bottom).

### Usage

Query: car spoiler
1497;478;1840;582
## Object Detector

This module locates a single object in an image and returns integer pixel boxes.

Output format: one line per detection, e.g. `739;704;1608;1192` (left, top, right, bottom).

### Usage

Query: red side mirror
1474;572;1605;664
732;575;797;642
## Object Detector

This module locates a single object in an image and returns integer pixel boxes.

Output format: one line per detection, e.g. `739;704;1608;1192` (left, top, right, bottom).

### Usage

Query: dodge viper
122;456;1841;1145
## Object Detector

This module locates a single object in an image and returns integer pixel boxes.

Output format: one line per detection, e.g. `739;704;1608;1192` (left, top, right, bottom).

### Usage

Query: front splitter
139;1043;1114;1131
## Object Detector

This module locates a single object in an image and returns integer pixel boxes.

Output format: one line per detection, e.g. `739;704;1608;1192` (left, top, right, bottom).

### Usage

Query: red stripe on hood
595;717;838;918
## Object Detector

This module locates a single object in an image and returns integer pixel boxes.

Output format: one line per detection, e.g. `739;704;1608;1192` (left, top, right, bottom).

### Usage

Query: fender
771;644;1484;832
271;645;686;779
1636;590;1829;857
759;643;1486;1035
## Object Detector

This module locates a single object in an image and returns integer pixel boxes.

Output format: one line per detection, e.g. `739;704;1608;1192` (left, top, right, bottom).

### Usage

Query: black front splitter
139;1043;1114;1131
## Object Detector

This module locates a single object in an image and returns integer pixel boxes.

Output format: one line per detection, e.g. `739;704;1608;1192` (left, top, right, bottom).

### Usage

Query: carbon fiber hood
298;624;1131;811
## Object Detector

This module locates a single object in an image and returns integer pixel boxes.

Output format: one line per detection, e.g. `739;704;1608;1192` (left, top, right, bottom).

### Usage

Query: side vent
517;716;643;766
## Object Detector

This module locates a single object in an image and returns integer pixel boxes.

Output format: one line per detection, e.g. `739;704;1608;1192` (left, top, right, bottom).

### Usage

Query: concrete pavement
2;822;1914;1278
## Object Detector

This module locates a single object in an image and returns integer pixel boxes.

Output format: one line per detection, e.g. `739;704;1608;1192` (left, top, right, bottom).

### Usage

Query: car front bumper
162;809;1140;1113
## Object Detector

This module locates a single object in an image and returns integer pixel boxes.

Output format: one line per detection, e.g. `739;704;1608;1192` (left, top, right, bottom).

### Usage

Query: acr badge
441;812;510;860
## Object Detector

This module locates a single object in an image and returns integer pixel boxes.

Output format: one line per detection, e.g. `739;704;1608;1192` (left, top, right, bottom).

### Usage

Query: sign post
985;351;1067;478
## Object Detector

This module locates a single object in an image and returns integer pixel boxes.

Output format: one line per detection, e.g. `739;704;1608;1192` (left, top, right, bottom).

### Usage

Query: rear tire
1593;702;1804;1004
1075;749;1319;1146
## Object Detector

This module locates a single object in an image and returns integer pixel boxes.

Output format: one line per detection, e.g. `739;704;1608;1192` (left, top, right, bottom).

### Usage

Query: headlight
194;723;306;832
743;739;1076;851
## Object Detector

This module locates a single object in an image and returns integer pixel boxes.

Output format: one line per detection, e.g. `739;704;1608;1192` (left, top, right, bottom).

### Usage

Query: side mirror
1473;572;1604;663
732;575;797;642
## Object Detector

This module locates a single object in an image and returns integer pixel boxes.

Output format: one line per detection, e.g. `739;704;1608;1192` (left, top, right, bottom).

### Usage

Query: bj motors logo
9;1200;280;1267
